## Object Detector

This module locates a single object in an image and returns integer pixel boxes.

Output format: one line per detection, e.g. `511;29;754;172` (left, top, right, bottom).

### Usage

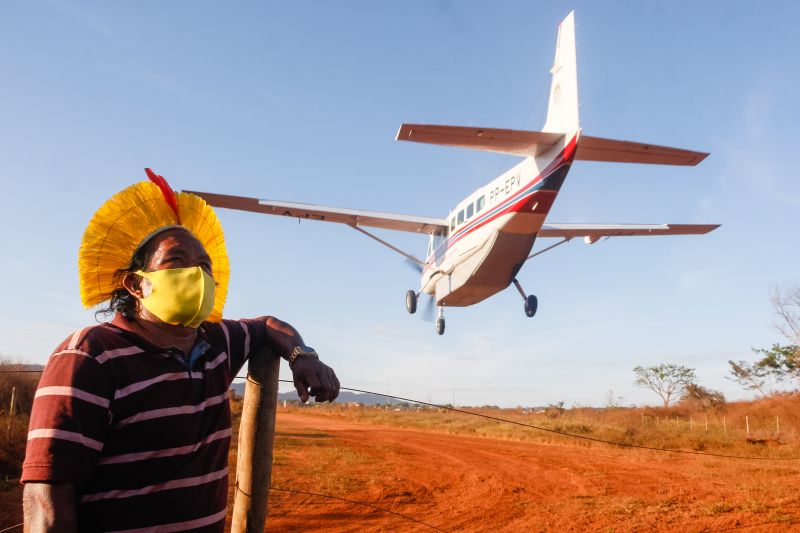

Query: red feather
144;168;181;224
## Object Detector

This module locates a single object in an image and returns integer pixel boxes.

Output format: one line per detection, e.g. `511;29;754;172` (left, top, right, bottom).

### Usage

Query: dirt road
254;412;800;532
4;410;799;532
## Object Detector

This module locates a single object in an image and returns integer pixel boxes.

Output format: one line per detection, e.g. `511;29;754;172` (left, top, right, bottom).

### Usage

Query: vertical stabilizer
542;11;579;134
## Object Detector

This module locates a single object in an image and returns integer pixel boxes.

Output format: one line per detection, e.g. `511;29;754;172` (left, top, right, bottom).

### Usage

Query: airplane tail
395;12;580;158
542;11;579;134
395;10;708;166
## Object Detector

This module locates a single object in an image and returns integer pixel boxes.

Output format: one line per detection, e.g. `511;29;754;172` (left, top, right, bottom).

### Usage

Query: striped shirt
22;317;269;532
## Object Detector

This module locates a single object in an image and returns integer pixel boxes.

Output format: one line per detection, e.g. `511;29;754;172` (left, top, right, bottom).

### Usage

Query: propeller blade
421;294;435;323
404;258;423;273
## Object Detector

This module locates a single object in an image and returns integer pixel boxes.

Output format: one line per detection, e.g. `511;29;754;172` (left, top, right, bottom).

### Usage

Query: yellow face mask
135;267;216;328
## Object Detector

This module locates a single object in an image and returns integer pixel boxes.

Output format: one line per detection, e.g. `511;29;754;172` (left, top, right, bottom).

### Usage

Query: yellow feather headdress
78;169;230;322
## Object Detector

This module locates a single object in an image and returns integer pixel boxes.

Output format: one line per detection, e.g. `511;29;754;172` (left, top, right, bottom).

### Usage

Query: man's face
144;229;213;275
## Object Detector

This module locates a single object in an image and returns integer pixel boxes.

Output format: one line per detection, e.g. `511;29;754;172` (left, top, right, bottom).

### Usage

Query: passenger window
476;196;485;213
450;217;455;231
457;209;464;225
466;202;474;219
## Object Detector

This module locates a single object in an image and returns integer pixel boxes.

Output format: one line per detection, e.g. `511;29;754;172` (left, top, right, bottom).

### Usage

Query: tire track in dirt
258;413;800;532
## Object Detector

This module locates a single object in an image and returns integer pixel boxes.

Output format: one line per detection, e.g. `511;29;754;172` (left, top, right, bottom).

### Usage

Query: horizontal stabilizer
396;124;563;157
538;223;720;239
576;135;708;166
187;191;449;235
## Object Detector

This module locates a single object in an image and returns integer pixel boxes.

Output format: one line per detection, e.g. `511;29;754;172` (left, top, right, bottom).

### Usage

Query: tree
771;284;800;344
730;285;800;395
545;401;565;418
727;358;772;396
728;344;800;395
633;364;696;407
604;390;626;409
680;383;726;411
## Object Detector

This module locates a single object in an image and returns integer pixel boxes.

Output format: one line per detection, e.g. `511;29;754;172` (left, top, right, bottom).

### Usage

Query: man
22;170;339;532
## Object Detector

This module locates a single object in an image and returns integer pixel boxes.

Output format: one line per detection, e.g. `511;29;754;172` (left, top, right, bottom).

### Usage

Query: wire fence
2;368;799;460
257;378;798;461
3;369;800;532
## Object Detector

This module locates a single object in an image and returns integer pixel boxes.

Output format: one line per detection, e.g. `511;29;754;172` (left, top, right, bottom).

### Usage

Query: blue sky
1;1;798;407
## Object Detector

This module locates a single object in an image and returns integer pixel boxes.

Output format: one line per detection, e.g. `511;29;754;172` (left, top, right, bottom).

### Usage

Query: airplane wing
186;191;449;235
538;223;720;239
575;136;708;166
395;125;708;166
395;124;564;157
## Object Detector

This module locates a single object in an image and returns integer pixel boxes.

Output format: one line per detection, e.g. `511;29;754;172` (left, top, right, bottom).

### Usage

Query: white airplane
189;11;718;335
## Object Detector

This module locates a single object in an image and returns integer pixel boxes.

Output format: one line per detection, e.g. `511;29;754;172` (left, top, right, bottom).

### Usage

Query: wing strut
351;226;426;268
526;237;572;261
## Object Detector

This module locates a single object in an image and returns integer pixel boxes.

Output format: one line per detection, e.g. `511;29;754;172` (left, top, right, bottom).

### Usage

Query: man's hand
262;316;340;402
291;356;340;403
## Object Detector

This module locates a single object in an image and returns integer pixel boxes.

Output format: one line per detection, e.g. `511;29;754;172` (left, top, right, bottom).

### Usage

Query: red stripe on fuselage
426;134;578;266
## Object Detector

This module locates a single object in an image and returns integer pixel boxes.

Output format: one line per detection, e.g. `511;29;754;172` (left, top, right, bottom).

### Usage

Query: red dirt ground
4;411;800;532
238;412;800;532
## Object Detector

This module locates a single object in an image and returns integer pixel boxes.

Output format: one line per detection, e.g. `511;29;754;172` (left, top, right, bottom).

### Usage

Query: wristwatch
288;345;318;369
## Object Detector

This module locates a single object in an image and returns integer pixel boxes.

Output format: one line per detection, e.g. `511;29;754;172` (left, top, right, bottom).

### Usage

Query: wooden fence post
723;416;727;436
6;386;16;442
745;416;750;435
777;414;780;433
231;347;281;533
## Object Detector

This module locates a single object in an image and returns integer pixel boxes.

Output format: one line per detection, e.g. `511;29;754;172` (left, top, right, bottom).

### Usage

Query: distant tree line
727;285;800;396
633;284;800;407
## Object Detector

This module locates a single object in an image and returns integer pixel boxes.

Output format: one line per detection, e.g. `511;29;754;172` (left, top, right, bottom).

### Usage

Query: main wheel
435;317;445;335
524;295;538;317
405;290;417;314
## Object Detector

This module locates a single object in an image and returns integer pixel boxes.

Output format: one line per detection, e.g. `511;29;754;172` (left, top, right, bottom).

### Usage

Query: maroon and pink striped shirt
23;317;269;532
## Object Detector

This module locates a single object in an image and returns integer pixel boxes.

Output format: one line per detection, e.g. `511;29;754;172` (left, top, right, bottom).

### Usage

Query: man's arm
23;482;77;533
261;316;340;403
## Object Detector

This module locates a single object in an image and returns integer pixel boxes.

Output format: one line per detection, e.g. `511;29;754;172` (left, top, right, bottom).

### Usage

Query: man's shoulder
54;322;136;360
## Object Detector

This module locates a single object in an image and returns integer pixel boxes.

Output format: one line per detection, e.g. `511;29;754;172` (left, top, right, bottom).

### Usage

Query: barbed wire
3;371;799;530
5;369;799;460
262;378;800;461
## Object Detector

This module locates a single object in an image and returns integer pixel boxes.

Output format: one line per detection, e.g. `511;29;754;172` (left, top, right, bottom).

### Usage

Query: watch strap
288;346;318;369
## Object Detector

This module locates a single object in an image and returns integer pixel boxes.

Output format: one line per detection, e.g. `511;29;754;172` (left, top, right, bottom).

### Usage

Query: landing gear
513;278;538;318
405;290;417;314
524;295;538;317
435;307;445;335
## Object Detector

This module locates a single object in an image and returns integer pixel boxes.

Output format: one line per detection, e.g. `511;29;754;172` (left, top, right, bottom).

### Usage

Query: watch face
297;345;315;354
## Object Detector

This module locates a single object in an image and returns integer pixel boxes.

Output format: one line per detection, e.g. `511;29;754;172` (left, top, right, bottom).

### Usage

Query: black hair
95;236;161;322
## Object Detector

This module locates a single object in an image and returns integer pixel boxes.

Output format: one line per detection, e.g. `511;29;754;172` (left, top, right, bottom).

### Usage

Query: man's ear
121;272;145;299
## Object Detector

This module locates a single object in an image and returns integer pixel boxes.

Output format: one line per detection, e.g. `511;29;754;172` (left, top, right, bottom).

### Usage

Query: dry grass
1;415;30;480
282;392;800;459
230;393;382;496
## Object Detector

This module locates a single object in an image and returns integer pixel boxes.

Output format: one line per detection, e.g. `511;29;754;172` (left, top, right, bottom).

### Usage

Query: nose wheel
513;279;538;318
524;295;538;317
435;307;445;335
405;290;417;314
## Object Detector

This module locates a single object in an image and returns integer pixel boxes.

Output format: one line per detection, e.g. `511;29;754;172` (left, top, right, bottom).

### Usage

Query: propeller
403;259;436;322
404;258;423;273
421;293;435;322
